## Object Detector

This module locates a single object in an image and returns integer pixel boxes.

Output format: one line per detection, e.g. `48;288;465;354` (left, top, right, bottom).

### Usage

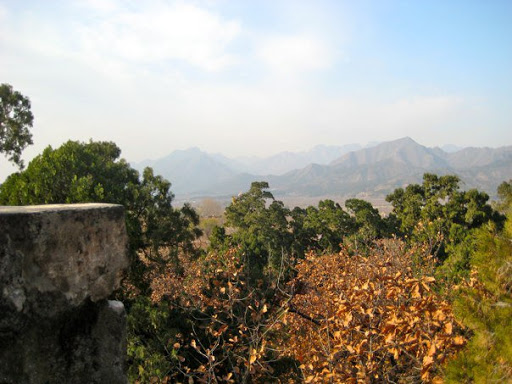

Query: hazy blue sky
1;0;511;178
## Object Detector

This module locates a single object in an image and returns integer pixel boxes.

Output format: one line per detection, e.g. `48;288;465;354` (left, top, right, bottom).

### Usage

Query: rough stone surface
0;204;129;384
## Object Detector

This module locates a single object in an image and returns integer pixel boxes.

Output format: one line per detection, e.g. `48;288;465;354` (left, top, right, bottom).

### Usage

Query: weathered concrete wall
0;204;129;384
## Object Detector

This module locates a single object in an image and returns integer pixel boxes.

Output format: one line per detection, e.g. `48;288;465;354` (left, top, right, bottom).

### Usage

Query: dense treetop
386;173;503;260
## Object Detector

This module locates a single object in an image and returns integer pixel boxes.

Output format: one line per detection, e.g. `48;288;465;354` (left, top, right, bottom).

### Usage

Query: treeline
210;174;504;283
1;138;511;382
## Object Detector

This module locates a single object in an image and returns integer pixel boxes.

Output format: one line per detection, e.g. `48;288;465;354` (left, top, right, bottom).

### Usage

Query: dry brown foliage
283;239;466;383
140;247;293;383
130;240;465;383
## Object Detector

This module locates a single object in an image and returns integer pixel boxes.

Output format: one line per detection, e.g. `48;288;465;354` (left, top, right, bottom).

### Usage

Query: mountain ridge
131;138;512;202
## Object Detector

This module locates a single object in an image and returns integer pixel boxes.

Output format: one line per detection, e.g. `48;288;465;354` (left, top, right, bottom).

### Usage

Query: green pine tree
444;213;512;382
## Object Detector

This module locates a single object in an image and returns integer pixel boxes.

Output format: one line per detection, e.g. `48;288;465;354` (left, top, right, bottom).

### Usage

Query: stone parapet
0;204;129;384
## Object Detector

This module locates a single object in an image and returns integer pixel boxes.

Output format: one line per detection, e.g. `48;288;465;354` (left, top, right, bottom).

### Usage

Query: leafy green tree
344;198;386;251
0;140;201;292
225;181;274;229
224;181;291;279
133;167;201;275
0;140;137;204
0;83;33;168
126;296;189;382
386;173;502;260
289;206;318;258
208;225;229;252
302;199;355;254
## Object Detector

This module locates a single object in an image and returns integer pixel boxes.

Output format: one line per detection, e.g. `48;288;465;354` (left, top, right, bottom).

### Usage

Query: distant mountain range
134;144;369;194
132;137;512;202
